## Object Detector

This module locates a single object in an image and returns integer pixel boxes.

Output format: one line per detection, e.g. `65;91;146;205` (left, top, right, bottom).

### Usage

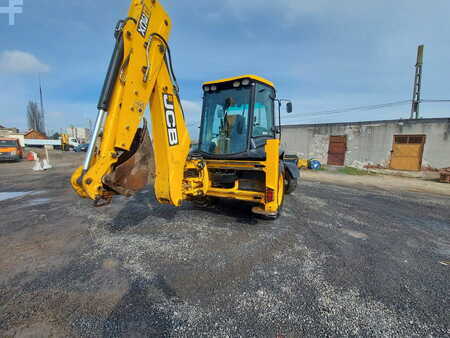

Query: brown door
328;136;347;166
390;135;426;171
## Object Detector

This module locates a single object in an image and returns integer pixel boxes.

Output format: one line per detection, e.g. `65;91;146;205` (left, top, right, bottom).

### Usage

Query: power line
284;100;412;119
283;97;450;120
422;99;450;103
287;111;406;123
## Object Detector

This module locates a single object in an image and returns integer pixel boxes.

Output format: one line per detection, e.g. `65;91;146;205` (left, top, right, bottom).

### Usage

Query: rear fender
283;161;300;180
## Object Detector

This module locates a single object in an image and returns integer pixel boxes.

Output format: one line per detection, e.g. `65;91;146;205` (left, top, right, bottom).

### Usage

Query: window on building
394;135;426;145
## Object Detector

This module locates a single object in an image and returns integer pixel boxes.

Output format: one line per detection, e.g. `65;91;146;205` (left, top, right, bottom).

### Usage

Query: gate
328;136;347;166
390;135;426;171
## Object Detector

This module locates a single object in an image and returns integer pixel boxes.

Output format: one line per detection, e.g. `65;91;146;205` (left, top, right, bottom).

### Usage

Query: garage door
390;135;426;171
328;136;347;166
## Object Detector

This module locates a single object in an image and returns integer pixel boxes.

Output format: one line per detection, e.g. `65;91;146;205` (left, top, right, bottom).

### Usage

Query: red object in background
328;135;347;166
27;152;37;161
440;168;450;183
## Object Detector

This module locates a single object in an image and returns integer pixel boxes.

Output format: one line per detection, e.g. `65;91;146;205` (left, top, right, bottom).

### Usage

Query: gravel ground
0;152;449;337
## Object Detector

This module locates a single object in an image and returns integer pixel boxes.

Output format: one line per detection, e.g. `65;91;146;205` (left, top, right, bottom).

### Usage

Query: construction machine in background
60;133;71;151
0;138;23;162
71;0;299;218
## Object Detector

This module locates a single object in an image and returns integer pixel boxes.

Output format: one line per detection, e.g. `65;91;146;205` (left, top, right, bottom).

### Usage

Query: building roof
282;117;450;128
25;129;45;135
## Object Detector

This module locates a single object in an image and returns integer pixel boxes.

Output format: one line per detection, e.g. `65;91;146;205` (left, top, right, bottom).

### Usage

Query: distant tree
27;101;47;135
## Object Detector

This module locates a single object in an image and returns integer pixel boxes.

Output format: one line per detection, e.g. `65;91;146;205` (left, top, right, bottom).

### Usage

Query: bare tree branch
27;101;46;134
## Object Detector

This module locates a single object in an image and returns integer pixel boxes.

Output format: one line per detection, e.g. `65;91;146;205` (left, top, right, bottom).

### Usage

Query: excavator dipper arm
71;0;191;206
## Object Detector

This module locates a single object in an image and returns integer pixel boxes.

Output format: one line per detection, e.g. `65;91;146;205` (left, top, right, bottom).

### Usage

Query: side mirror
286;102;293;113
272;126;281;134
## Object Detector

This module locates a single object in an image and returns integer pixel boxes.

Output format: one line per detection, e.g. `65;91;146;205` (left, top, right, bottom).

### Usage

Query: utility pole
410;45;424;119
38;74;47;134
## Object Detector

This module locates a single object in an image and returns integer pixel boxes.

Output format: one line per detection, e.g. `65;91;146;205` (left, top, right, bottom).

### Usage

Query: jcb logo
163;94;179;146
137;8;150;37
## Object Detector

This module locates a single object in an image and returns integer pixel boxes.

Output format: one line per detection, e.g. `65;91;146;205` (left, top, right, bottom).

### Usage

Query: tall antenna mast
410;45;424;119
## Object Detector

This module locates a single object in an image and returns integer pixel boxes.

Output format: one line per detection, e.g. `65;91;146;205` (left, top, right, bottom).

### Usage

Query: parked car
0;138;23;162
74;143;89;152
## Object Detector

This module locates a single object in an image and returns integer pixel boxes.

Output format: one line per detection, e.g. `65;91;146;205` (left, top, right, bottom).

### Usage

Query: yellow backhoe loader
71;0;300;218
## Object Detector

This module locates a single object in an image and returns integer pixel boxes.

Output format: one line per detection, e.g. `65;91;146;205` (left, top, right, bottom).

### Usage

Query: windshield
199;86;251;155
0;140;17;147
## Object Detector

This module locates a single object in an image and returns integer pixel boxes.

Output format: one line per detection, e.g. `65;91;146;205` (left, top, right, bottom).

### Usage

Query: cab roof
203;75;275;89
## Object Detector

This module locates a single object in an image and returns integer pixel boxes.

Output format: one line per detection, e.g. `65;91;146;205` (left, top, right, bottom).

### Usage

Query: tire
192;197;215;208
285;176;298;195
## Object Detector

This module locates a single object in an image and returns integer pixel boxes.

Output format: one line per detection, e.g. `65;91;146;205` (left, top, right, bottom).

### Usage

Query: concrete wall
282;118;450;169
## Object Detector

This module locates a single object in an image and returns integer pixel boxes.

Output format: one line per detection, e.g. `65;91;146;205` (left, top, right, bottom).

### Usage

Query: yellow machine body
60;133;71;151
200;139;284;215
71;0;292;218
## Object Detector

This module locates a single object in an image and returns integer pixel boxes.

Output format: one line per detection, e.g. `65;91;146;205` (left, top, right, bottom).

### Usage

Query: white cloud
0;50;50;74
181;100;202;119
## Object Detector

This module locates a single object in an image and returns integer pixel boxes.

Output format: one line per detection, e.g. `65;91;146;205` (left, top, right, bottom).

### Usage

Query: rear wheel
192;197;216;208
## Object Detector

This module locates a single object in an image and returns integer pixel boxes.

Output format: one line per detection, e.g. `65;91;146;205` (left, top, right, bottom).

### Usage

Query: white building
66;127;90;143
282;117;450;171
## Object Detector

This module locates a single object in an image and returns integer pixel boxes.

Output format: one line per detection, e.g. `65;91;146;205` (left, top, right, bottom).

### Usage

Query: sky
0;0;449;137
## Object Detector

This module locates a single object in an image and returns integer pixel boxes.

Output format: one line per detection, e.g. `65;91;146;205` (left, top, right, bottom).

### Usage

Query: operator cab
198;75;277;160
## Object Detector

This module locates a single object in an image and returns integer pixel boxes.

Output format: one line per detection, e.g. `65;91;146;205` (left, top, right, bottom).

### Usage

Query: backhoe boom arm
71;0;191;206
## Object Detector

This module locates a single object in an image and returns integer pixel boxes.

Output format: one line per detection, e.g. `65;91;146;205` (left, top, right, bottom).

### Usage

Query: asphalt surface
0;153;449;337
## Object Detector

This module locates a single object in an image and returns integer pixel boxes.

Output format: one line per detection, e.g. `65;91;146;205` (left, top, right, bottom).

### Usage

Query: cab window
252;83;275;137
199;86;251;155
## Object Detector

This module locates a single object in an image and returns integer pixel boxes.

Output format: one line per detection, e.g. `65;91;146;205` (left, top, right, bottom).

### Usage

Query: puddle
341;229;369;240
0;192;33;202
26;198;52;207
0;191;47;203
